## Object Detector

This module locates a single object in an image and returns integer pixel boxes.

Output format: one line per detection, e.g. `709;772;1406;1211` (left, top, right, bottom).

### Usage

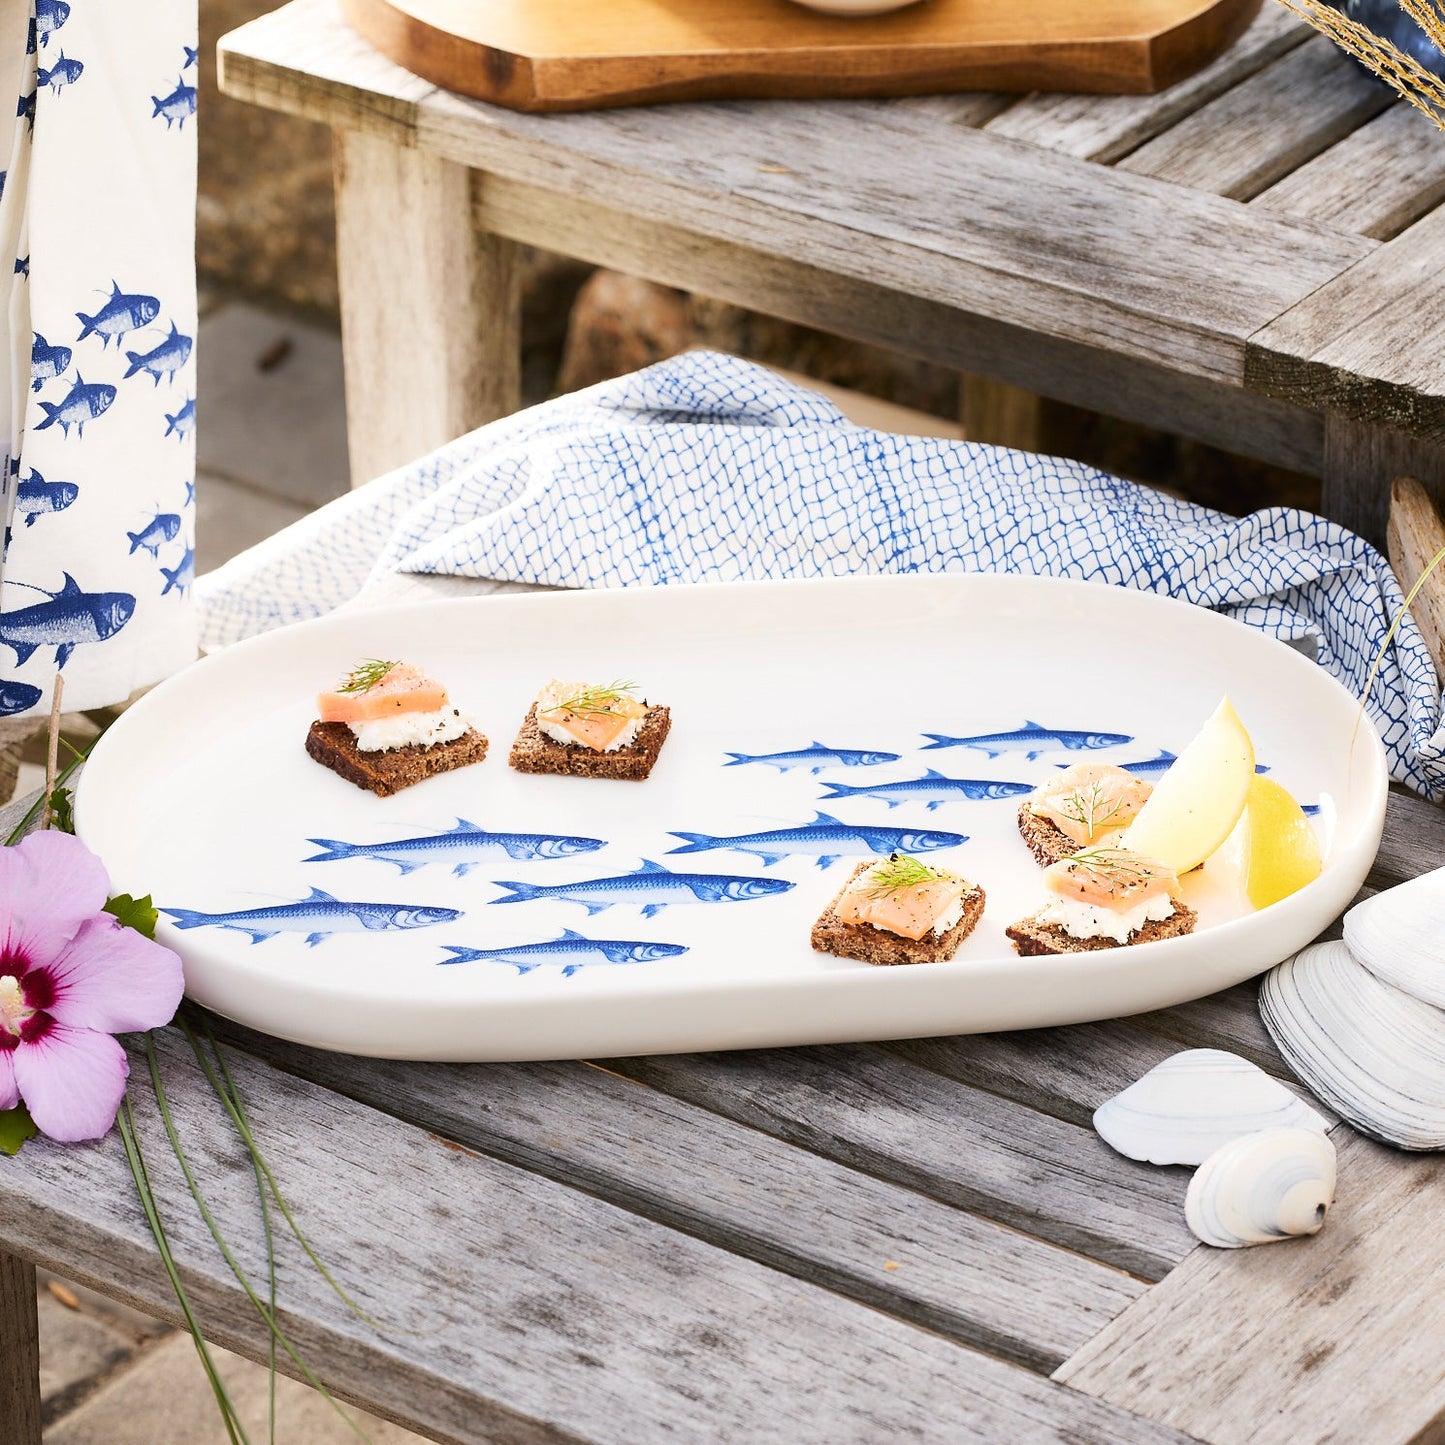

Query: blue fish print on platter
305;819;605;876
440;932;688;977
160;546;194;597
0;573;134;667
77;282;160;348
921;721;1132;760
36;373;115;437
151;76;197;129
124;321;192;386
820;770;1033;810
723;742;900;773
16;470;78;527
127;511;182;557
160;888;461;947
0;681;42;715
37;51;81;93
31;333;71;392
667;812;966;869
489;859;795;918
1102;750;1177;778
165;396;196;441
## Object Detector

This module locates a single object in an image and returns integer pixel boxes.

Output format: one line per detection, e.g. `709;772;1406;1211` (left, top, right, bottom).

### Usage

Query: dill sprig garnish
1055;780;1127;839
541;678;637;718
863;853;955;896
336;658;399;694
1057;847;1165;891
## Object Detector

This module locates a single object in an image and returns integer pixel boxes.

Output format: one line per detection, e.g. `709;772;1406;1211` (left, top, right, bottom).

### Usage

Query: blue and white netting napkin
197;351;1445;797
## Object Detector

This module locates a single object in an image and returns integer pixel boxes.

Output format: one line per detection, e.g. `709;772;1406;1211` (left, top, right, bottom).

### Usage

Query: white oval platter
74;574;1387;1061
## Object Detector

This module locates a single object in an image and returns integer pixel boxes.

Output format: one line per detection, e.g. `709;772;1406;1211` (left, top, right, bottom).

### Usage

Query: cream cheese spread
350;706;470;753
1037;892;1176;944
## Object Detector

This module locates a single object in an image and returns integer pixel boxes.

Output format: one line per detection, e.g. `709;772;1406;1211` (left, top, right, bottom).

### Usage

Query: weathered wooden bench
219;0;1445;542
3;564;1445;1444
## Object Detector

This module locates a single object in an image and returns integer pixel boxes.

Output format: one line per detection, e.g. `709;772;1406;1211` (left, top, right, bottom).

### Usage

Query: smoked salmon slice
317;662;449;724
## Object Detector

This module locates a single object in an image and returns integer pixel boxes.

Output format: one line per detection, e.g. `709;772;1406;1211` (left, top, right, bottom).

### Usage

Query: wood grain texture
1320;415;1445;548
1247;206;1445;443
334;129;521;484
982;2;1308;162
219;0;1374;388
0;1249;42;1445
1;1031;1194;1445
339;0;1262;111
1117;34;1392;200
1253;102;1445;241
475;173;1324;473
1388;476;1445;689
210;1022;1144;1372
1057;1130;1445;1445
602;1044;1198;1277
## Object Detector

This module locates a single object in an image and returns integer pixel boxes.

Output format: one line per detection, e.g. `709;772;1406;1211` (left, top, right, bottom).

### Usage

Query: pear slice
1121;697;1255;874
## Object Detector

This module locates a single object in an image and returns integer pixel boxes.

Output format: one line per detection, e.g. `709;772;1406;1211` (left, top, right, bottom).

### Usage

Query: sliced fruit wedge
1120;696;1255;875
1240;775;1323;909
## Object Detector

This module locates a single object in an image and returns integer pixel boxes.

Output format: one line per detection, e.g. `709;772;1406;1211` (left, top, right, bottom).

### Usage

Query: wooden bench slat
982;4;1308;163
603;1044;1198;1278
1056;1128;1445;1445
1117;35;1392;201
1253;102;1445;241
3;1032;1192;1445
1247;204;1445;441
220;0;1375;387
209;1021;1143;1373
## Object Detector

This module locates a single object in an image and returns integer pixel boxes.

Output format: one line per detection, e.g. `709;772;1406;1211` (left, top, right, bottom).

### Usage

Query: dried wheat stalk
1275;0;1445;128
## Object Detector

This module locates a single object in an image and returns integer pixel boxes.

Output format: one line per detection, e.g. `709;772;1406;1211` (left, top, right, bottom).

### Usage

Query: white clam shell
1343;867;1445;1008
1185;1126;1337;1249
1261;939;1445;1151
1092;1048;1329;1166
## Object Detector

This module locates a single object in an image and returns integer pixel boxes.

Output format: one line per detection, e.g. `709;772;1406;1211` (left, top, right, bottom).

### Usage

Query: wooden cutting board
339;0;1264;112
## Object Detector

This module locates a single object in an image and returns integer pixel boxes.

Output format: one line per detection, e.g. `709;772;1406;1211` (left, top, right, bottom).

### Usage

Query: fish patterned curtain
0;0;197;720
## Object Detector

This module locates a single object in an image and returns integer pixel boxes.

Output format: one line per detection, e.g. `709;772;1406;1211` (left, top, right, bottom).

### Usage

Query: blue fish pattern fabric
195;351;1445;797
0;0;197;716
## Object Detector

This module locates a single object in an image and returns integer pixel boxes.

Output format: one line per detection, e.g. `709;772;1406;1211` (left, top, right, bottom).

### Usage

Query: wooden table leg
332;129;522;488
1322;413;1445;549
1;1249;42;1445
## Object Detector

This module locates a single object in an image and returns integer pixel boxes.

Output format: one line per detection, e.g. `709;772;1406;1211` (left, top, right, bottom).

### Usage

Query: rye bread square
508;701;672;780
811;861;986;966
306;719;489;798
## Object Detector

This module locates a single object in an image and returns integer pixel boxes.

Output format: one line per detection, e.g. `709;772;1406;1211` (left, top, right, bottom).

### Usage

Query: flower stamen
0;974;32;1040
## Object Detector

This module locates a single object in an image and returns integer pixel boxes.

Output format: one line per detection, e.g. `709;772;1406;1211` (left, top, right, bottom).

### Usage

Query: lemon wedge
1121;697;1255;874
1240;775;1322;909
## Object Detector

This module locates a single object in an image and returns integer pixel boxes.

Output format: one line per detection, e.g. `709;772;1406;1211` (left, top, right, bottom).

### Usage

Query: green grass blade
118;1093;249;1445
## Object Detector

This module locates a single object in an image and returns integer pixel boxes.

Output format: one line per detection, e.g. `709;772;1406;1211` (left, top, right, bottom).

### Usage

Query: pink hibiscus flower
0;830;184;1142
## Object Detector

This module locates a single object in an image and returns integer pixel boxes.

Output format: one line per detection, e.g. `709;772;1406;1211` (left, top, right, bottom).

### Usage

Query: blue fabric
197;351;1445;797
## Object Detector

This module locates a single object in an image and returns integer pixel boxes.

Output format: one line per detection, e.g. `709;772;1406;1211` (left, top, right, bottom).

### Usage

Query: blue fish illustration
305;819;605;876
127;511;181;557
35;373;115;437
16;470;77;526
1301;802;1321;818
37;51;81;92
723;742;901;774
159;546;194;597
0;681;41;715
25;16;34;53
151;76;197;129
921;722;1133;760
31;333;71;392
489;859;795;918
165;396;196;440
1106;750;1177;778
0;573;134;667
35;0;69;47
439;931;688;977
160;888;461;947
667;812;967;869
77;282;160;347
15;255;28;277
183;478;195;505
820;770;1033;810
124;322;192;385
16;89;34;132
183;45;199;68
